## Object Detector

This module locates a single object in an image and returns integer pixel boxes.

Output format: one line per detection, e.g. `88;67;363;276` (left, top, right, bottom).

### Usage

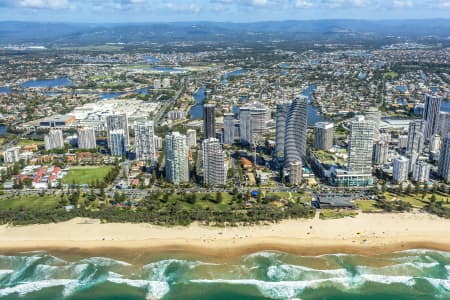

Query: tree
405;184;412;195
100;186;106;200
185;193;196;204
215;192;223;204
415;182;421;194
431;194;437;203
59;194;69;207
161;193;169;203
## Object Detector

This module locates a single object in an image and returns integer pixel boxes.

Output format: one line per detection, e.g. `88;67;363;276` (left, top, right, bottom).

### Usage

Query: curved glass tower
275;100;291;160
284;96;308;167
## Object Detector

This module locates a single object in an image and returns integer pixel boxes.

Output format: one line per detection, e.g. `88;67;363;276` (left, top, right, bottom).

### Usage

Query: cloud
17;0;70;9
392;0;414;8
351;0;368;7
295;0;313;8
162;2;201;12
436;0;450;8
244;0;269;6
210;0;274;7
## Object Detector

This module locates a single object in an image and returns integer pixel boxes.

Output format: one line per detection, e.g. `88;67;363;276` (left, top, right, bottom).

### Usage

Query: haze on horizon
0;0;449;23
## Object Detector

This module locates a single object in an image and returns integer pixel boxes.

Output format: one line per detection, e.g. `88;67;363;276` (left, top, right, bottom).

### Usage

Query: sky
0;0;449;23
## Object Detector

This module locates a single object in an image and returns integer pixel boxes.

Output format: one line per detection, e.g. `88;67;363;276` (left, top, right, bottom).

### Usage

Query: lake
100;92;126;99
0;87;10;94
396;86;408;92
143;55;161;63
221;68;246;85
20;77;73;88
147;67;187;74
0;125;7;135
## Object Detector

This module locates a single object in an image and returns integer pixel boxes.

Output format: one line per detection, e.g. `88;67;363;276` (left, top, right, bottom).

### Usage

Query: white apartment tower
313;122;334;151
365;107;381;141
439;112;450;138
44;129;64;150
348;116;375;174
406;120;425;155
77;127;96;150
3;147;20;164
413;161;431;183
289;160;303;186
372;141;388;165
393;156;410;184
202;138;226;186
165;132;189;184
106;114;129;147
134;121;156;164
109;129;126;156
186;129;197;148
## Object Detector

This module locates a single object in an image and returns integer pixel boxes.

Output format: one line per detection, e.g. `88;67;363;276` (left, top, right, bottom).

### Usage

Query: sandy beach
0;212;449;258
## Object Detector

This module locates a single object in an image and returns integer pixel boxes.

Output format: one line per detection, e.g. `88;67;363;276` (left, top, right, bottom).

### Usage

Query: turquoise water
0;249;449;299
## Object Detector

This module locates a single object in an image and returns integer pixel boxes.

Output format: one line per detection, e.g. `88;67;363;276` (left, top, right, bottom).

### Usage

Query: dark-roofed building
312;193;356;209
39;114;75;128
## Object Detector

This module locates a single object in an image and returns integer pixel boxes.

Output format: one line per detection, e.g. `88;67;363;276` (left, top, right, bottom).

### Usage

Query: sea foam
0;279;76;297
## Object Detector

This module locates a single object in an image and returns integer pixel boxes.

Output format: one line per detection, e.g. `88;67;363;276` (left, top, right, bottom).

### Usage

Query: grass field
0;194;60;210
384;192;450;209
17;139;44;146
319;209;358;220
62;166;113;185
158;192;233;211
383;71;399;79
355;200;382;212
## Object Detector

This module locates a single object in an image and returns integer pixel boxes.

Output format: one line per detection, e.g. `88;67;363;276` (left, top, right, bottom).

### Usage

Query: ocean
0;249;448;299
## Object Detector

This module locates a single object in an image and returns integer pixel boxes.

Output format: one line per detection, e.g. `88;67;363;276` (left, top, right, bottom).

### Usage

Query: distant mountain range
0;20;449;45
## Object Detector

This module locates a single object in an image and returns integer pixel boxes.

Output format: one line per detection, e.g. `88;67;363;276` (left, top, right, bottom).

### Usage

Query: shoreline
0;212;449;259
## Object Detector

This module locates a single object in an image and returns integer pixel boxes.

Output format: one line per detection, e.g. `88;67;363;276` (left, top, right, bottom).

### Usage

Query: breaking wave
0;249;448;299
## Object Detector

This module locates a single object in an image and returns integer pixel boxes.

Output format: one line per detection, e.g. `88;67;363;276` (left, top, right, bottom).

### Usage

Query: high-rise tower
134;121;156;164
106;114;129;147
77;127;96;150
165;132;189;184
202;138;226;186
284;96;308;167
438;133;450;182
348;116;375;174
313;122;334;151
423;93;442;140
406;119;425;155
239;107;252;145
223;113;235;145
275;100;291;159
203;104;216;139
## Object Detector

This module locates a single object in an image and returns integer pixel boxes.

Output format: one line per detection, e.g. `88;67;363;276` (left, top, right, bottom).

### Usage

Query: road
154;77;186;126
